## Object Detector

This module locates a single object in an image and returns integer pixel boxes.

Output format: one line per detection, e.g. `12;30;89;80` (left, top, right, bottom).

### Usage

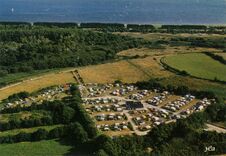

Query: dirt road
205;124;226;133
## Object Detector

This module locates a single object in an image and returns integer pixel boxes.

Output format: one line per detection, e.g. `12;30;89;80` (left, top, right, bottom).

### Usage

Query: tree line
0;122;89;145
0;101;75;131
161;25;207;30
146;116;226;156
136;79;216;99
0;85;97;138
204;52;226;65
0;86;97;138
0;22;225;34
2;91;30;103
0;85;98;154
170;37;226;50
0;26;149;79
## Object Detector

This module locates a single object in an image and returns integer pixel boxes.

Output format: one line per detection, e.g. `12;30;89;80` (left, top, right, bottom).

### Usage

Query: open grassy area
0;71;75;100
79;60;148;83
78;56;171;84
163;53;226;82
128;57;172;78
0;125;63;137
0;139;73;156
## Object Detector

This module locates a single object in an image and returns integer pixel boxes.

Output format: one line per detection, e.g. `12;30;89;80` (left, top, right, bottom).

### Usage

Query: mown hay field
0;71;75;100
78;60;148;83
78;57;171;84
128;56;172;78
163;53;226;82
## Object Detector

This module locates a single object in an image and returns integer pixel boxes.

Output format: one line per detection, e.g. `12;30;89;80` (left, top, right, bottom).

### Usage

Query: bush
67;122;88;144
0;70;8;77
5;91;30;103
32;128;49;141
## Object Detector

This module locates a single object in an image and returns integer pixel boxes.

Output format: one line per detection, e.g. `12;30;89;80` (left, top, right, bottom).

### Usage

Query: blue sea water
0;0;225;24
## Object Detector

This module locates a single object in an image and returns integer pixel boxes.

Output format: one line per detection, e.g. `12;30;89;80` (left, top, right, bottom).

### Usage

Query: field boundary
160;57;185;75
160;55;226;84
204;52;226;65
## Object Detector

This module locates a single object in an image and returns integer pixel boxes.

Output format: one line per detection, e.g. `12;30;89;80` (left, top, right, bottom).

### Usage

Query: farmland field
78;57;171;84
0;139;73;156
79;60;148;83
163;53;226;82
1;53;225;101
128;57;172;78
0;71;76;100
0;56;169;99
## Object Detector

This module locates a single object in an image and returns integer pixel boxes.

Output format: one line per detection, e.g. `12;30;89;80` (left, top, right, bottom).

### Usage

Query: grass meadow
0;139;72;156
163;53;226;82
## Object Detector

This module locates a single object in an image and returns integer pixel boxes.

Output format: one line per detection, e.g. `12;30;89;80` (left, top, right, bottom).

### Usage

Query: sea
0;0;225;24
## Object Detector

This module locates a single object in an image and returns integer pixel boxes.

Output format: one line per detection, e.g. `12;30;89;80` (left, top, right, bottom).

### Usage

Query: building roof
126;100;144;110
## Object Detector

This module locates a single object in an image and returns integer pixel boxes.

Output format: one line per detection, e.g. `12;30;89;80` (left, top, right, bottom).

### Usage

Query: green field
0;139;73;156
163;53;226;82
